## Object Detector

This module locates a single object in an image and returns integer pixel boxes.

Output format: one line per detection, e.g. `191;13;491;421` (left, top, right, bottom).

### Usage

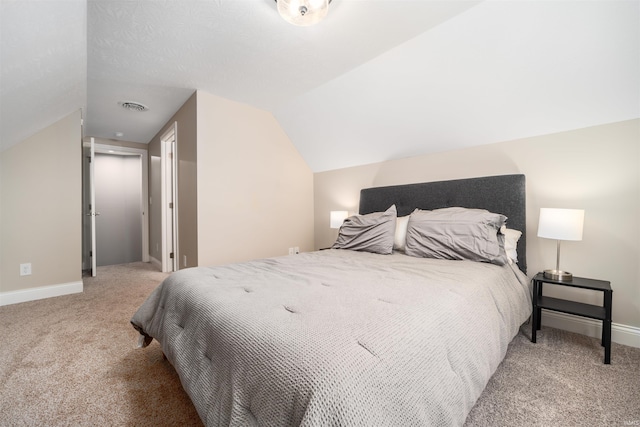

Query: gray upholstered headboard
359;174;527;273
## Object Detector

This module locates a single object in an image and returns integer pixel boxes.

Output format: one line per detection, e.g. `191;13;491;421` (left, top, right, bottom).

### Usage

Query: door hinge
169;202;173;209
169;252;174;259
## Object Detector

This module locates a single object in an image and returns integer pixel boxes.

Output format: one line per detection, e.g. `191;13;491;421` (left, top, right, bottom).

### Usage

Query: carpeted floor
0;263;200;426
465;325;640;426
1;262;638;426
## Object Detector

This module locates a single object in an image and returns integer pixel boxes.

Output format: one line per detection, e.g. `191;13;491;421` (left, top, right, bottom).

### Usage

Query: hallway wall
94;153;142;266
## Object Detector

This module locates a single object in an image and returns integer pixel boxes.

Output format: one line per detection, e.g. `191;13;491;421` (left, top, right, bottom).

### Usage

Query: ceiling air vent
119;101;149;112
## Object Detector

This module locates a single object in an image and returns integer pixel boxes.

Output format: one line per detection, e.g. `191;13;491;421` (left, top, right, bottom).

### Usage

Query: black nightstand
531;273;612;364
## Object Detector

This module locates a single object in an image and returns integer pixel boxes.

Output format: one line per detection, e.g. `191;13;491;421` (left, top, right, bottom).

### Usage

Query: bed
131;174;531;427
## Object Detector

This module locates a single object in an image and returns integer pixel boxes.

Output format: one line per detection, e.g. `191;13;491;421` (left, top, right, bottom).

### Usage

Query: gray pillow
332;205;397;255
405;207;508;265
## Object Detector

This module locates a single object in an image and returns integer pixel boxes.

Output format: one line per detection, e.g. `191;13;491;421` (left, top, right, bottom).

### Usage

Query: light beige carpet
1;262;639;426
465;325;640;426
0;263;201;426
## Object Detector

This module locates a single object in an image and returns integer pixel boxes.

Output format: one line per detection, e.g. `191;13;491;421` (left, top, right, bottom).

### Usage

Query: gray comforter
131;249;531;426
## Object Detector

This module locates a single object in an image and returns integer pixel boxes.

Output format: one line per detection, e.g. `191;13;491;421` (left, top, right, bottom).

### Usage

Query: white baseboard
541;309;640;349
0;281;83;306
149;256;162;271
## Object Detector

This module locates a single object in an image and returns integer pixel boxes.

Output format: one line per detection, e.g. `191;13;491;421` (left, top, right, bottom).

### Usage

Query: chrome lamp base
543;269;573;281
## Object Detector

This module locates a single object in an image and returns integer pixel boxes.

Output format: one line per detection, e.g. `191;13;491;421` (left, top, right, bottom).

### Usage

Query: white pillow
502;227;522;264
394;215;410;252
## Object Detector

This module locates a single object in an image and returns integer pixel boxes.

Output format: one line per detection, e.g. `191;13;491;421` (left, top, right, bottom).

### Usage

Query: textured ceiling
85;0;480;145
0;0;86;151
1;0;639;172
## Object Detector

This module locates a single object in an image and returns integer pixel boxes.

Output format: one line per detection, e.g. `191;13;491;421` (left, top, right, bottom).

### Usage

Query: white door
82;137;97;276
90;137;97;276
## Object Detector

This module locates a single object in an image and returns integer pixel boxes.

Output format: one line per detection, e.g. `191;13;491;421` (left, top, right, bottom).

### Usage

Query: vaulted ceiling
1;0;638;172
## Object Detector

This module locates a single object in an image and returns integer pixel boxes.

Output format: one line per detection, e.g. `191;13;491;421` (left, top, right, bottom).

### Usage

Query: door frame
94;143;150;263
160;123;178;273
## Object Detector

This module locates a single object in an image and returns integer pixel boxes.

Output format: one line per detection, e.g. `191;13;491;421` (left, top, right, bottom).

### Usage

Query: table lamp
537;208;584;281
330;211;349;229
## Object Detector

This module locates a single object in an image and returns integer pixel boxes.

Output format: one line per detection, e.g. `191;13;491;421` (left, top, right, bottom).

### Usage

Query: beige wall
148;91;198;268
196;91;314;266
0;110;83;295
315;119;640;332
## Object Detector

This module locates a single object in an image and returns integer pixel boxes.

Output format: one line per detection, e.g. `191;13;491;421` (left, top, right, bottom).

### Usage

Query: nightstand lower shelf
536;296;606;320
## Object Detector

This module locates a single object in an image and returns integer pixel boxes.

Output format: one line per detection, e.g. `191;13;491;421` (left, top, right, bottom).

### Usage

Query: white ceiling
1;0;86;151
1;0;638;172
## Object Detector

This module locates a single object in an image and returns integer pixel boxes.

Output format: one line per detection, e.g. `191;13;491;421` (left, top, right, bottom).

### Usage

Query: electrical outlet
288;247;295;255
20;263;32;276
294;247;300;254
183;255;187;267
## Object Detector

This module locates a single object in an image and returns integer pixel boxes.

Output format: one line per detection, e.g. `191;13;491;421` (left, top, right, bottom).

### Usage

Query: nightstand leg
603;320;611;364
536;282;543;331
531;280;539;343
603;290;612;364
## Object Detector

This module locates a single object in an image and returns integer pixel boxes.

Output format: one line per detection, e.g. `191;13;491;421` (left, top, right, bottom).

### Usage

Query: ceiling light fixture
119;101;149;112
275;0;331;26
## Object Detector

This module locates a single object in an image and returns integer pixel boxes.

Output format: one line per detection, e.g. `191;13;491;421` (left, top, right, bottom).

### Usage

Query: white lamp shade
277;0;329;26
330;211;349;229
537;208;584;241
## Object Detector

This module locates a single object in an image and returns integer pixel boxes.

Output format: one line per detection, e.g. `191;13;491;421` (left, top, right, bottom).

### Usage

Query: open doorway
82;142;149;273
94;153;142;266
